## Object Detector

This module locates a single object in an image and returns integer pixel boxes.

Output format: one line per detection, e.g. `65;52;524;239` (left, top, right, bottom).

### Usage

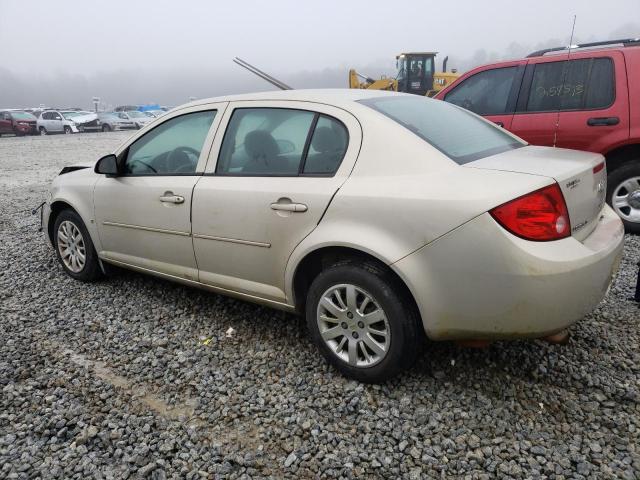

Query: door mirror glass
95;154;119;176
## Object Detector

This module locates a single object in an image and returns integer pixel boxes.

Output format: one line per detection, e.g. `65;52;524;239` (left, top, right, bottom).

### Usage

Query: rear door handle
159;192;185;204
587;117;619;126
270;202;307;212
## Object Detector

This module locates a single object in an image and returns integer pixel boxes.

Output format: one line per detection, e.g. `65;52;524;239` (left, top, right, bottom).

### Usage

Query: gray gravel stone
0;133;639;479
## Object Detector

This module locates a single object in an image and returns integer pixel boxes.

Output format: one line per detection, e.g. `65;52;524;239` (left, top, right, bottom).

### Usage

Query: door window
123;110;216;175
216;108;315;175
525;58;614;112
444;67;517;115
303;116;348;174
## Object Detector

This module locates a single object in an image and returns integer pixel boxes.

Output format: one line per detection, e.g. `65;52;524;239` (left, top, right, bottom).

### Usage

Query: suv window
444;67;517;115
525;57;614;112
360;96;524;165
216;108;348;176
123;110;216;175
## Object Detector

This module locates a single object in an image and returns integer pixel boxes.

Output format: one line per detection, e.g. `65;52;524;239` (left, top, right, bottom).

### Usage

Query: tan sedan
43;90;624;382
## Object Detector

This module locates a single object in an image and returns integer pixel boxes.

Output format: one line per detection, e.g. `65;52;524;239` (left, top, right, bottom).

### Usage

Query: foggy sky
0;0;638;108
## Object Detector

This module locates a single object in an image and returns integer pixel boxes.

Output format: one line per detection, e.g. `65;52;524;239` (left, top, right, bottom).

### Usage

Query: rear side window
444;67;517;115
216;108;348;176
360;96;524;165
525;57;614;112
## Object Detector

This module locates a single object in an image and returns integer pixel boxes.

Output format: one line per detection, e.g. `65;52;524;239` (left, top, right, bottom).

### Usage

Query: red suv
0;110;38;136
436;38;640;233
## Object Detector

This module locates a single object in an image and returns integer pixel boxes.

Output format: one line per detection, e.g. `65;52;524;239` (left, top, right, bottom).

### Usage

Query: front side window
360;96;524;165
216;108;348;176
525;57;614;112
123;110;216;175
445;66;518;115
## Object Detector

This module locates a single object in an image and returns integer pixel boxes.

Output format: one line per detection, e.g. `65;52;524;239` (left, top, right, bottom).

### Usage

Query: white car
119;110;154;129
42;90;624;382
37;110;99;135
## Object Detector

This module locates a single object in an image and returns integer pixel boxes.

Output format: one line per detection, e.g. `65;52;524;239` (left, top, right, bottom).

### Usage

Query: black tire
53;209;102;282
63;126;72;134
102;124;111;132
607;162;640;234
39;127;47;136
305;260;422;383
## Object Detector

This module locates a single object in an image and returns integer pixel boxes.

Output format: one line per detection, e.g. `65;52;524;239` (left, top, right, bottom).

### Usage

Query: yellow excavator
349;52;459;97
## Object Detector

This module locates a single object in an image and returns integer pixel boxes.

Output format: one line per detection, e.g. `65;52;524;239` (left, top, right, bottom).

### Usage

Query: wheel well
292;246;419;316
605;144;640;172
47;201;75;243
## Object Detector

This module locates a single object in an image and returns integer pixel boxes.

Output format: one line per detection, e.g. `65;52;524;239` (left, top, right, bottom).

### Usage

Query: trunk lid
466;145;607;241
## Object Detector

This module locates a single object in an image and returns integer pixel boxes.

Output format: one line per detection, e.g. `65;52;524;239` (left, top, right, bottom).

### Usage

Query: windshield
126;111;145;118
11;111;36;120
61;111;80;119
359;96;524;164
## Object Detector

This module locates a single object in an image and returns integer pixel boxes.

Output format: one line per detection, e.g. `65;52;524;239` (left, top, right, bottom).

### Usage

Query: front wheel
306;261;422;383
608;163;640;234
53;209;102;281
102;124;111;132
63;126;72;134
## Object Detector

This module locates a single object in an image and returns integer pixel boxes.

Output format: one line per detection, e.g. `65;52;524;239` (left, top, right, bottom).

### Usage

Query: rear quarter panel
284;109;552;301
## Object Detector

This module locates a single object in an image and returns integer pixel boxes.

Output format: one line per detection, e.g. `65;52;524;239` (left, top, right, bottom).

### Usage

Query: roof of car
180;89;407;110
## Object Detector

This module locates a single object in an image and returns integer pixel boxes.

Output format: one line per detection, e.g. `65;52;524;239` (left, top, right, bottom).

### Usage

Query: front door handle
493;121;504;127
587;117;619;126
159;192;185;204
270;202;308;212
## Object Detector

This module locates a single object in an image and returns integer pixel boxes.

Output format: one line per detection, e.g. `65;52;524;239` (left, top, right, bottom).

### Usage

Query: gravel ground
0;132;639;479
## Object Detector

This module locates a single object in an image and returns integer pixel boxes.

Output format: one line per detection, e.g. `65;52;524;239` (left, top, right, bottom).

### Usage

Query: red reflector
593;162;605;174
490;183;571;241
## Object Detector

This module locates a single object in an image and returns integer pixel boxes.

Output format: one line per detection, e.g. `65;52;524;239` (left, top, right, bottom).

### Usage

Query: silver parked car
42;90;624;382
97;113;138;132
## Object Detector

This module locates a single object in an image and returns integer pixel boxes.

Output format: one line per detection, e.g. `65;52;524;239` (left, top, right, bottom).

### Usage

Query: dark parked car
0;110;38;136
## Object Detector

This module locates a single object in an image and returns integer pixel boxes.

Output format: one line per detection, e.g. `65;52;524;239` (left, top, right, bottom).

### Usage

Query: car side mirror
95;154;119;176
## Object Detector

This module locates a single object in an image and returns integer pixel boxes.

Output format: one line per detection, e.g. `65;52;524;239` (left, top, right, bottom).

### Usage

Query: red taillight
490;183;571;241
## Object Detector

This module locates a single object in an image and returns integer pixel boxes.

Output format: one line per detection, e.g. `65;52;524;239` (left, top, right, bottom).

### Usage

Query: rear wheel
63;126;72;134
39;127;47;136
306;261;422;383
53;209;102;282
608;163;640;234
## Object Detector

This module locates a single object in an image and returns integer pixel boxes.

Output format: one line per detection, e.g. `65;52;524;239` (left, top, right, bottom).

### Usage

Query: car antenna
553;15;577;147
232;57;293;90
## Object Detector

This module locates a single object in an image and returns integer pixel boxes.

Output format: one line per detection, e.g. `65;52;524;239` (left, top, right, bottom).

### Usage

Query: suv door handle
159;193;185;204
493;121;504;127
270;202;307;212
587;117;619;126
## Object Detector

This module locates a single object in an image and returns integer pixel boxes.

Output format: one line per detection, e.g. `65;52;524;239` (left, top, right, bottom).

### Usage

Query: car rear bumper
394;205;625;340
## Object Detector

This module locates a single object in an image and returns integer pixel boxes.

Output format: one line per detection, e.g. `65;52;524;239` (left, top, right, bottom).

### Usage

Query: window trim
516;56;616;114
118;109;218;177
211;106;350;178
443;65;525;116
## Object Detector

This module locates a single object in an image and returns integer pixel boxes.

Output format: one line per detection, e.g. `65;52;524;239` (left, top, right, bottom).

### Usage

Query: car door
510;56;577;147
442;62;524;130
192;101;362;303
554;52;629;152
0;112;11;133
93;104;225;280
50;111;64;132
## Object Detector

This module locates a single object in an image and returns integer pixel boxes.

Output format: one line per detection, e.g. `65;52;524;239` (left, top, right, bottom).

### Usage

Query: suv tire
607;162;640;234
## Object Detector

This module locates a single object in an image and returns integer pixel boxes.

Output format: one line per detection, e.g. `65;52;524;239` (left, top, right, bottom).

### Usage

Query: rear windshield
359;96;525;164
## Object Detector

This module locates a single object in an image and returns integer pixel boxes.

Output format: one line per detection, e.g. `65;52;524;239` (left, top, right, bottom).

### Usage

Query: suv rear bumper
394;205;625;340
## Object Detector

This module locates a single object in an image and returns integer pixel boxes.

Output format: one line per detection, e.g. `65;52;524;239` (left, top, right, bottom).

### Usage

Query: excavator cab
396;53;436;96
